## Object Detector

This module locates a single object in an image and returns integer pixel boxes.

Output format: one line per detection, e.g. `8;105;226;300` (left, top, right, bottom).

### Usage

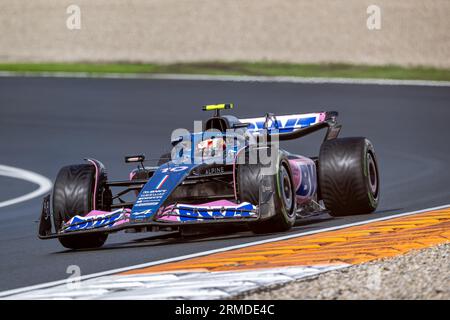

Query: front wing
38;196;265;240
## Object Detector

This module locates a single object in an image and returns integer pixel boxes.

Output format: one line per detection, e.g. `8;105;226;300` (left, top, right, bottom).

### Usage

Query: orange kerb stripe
121;208;450;275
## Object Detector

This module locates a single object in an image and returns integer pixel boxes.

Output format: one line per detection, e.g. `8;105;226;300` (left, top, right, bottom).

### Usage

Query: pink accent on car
157;207;178;221
156;200;245;222
318;112;326;122
113;217;130;226
288;156;317;205
86;210;111;217
288;159;302;190
86;159;99;210
83;209;131;226
191;200;240;207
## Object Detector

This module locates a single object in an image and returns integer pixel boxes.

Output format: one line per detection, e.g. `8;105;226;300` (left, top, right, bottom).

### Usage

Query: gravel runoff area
1;1;449;67
239;243;450;300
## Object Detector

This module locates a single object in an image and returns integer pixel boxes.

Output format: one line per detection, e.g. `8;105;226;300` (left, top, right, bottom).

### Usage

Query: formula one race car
38;104;379;249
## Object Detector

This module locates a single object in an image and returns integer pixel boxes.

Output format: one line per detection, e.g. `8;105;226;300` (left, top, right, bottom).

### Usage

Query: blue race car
38;104;379;249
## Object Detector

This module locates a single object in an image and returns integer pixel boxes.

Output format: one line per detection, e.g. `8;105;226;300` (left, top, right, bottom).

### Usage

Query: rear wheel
238;153;296;234
318;137;379;216
53;164;108;249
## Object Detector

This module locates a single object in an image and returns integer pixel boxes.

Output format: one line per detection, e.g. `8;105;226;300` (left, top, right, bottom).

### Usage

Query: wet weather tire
238;153;296;234
318;137;379;216
53;164;108;249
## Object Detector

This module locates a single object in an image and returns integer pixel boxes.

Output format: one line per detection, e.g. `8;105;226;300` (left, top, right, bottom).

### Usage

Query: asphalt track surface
0;76;449;291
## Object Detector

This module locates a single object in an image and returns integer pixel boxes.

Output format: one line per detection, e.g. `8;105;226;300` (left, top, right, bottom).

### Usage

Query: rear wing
239;111;341;141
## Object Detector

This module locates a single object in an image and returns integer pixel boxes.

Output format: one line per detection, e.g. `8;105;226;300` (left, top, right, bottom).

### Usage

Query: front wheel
318;137;380;216
52;163;108;249
238;153;296;234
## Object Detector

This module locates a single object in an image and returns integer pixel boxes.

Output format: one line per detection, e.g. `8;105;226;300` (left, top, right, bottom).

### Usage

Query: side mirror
125;155;145;163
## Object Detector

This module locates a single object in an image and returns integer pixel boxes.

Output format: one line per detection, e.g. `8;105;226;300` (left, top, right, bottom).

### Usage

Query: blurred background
1;0;449;68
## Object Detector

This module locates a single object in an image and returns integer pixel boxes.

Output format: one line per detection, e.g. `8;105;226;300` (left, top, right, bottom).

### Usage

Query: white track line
0;165;52;209
5;265;349;300
0;71;449;87
1;202;449;298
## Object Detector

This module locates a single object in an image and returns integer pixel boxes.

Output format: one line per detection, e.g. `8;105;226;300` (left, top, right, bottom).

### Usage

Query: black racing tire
238;153;296;234
318;137;380;217
53;164;108;249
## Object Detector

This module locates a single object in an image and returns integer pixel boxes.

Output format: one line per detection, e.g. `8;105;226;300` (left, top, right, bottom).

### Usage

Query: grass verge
0;62;449;81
